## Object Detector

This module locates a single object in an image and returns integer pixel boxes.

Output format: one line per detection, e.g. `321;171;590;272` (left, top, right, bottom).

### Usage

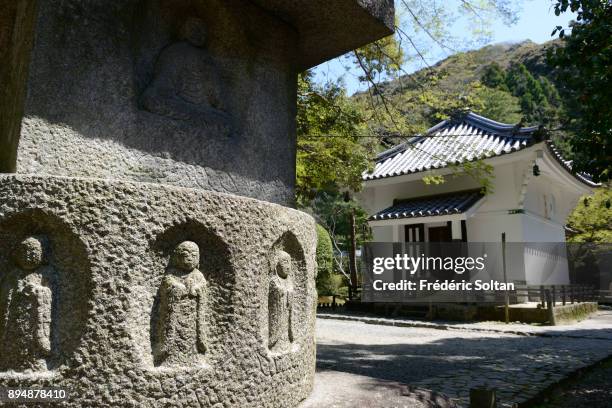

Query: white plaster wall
371;225;393;242
523;169;583;226
476;162;521;212
521;213;566;243
358;173;480;216
466;213;523;242
523;243;570;285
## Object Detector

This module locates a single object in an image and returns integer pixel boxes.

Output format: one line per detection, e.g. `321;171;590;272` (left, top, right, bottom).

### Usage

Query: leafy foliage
296;72;375;204
315;224;336;295
352;27;404;84
567;189;612;243
310;192;371;250
481;62;508;90
548;0;612;183
482;62;563;127
469;82;522;124
296;74;375;289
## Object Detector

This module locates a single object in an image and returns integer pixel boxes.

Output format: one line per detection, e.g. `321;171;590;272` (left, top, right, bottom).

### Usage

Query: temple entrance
428;226;452;242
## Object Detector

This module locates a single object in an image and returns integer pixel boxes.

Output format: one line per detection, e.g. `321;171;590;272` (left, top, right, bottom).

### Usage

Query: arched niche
0;209;93;371
147;220;235;368
262;231;308;355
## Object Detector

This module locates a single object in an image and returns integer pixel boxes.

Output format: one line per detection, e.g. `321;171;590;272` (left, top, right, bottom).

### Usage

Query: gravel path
312;312;612;407
300;371;457;408
317;310;612;340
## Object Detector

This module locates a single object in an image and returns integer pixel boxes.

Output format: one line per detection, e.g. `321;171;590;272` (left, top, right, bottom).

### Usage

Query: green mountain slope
383;40;560;94
355;40;572;154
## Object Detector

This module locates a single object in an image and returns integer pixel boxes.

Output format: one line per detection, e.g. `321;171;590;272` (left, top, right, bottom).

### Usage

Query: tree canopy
549;0;612;183
296;72;375;205
567;189;612;243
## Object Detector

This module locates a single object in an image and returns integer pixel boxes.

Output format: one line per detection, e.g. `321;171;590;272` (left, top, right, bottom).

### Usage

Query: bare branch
400;0;457;54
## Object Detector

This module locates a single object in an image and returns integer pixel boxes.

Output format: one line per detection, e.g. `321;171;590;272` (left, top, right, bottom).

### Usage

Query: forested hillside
354;40;573;154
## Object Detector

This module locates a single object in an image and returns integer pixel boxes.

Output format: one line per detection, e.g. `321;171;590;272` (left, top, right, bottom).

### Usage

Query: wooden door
428;226;452;242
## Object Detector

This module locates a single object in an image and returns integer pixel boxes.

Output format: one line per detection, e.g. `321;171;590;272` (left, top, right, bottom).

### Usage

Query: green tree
336;1;525;139
539;76;561;108
296;73;376;291
481;62;508;90
296;72;375;205
470;83;522;124
306;191;372;289
549;0;612;182
505;63;550;123
315;224;336;295
352;22;404;85
567;188;612;243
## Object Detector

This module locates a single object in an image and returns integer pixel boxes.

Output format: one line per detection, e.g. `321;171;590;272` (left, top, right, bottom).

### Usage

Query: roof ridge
464;111;538;132
545;141;599;187
436;111;539;135
374;115;538;165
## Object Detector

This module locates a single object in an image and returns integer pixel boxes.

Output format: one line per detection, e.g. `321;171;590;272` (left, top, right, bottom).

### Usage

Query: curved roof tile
363;112;596;187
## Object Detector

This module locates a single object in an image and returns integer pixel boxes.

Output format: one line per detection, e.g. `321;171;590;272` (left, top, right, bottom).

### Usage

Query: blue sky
313;0;577;95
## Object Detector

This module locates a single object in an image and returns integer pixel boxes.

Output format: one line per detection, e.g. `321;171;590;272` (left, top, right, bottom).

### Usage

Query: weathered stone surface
14;0;301;205
2;0;394;206
0;1;394;406
0;236;54;372
0;174;317;407
154;241;208;367
251;0;395;69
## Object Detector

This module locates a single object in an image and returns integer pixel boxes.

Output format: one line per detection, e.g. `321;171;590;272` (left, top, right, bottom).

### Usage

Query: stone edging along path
317;312;612;340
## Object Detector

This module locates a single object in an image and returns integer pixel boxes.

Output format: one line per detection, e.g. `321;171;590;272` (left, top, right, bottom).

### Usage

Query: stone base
0;174;316;407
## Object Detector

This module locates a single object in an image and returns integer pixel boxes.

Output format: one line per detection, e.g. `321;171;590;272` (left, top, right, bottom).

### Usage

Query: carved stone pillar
0;0;393;406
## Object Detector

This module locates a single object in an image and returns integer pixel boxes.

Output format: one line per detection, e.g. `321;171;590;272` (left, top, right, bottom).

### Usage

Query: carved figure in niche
0;237;53;372
155;241;207;366
140;17;232;134
268;250;294;353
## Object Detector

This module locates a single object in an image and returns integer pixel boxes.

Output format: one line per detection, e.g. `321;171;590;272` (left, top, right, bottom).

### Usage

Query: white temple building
358;112;597;285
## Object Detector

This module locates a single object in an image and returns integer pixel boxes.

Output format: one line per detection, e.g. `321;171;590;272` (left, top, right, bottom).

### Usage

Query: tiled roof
369;190;484;221
364;112;538;181
546;142;599;187
363;112;598;187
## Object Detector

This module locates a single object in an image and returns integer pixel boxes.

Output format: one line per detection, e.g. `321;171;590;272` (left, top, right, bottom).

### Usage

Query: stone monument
268;250;295;353
0;0;393;406
0;236;53;373
154;241;208;367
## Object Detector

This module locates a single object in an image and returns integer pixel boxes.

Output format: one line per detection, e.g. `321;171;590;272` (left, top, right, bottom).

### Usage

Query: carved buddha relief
154;241;207;367
268;250;294;353
0;237;54;372
140;17;232;135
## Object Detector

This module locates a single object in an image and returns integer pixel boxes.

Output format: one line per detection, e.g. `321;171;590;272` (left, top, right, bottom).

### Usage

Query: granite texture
0;174;317;407
9;0;394;206
251;0;395;69
0;1;395;406
14;0;299;205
